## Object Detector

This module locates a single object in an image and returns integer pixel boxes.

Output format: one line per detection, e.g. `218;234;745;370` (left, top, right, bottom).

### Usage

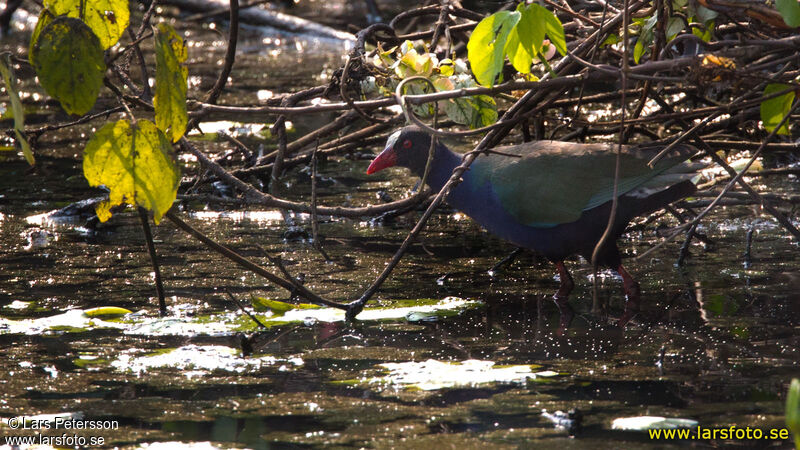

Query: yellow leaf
83;120;180;223
83;306;132;318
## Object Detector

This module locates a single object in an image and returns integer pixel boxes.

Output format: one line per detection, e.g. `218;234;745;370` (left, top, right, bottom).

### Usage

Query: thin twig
204;0;239;105
138;207;167;316
225;289;269;329
165;210;346;309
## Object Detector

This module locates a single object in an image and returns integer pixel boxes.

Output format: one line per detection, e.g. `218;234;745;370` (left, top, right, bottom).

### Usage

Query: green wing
474;141;696;226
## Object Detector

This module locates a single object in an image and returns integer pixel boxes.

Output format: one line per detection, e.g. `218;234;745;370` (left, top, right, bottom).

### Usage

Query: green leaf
787;379;800;449
0;54;34;165
503;3;545;74
666;16;684;41
691;19;714;42
154;23;188;143
777;0;800;27
251;296;320;315
439;76;497;129
400;78;435;118
634;14;658;64
28;8;54;67
504;26;533;74
394;47;435;78
760;83;795;135
44;0;130;49
467;10;520;86
601;33;620;47
633;38;645;64
438;62;454;77
31;17;105;116
466;95;498;128
539;5;566;55
517;3;545;52
83;306;132;318
372;45;397;68
83;120;180;224
694;5;718;23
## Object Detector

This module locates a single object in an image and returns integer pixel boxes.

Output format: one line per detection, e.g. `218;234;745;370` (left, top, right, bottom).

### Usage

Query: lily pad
0;309;125;335
251;296;320;315
111;345;303;376
83;306;132;318
372;359;557;391
611;416;699;430
261;297;481;324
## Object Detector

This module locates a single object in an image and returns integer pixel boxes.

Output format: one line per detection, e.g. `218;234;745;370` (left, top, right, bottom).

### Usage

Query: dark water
1;5;799;449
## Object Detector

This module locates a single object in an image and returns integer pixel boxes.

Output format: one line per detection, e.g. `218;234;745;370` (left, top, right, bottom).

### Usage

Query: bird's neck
410;143;465;192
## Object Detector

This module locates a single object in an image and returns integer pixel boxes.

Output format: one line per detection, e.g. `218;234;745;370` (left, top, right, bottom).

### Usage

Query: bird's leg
553;261;575;334
488;247;524;278
616;264;641;327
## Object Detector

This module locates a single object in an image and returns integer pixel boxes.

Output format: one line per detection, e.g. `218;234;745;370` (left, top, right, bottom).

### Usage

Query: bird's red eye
402;139;412;149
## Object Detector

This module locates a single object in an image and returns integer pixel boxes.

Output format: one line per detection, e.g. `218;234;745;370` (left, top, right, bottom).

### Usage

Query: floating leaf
760;83;795;135
467;10;520;86
0;54;34;165
31;17;105;116
111;345;302;374
154;23;188;143
251;296;320;316
611;416;698;431
44;0;130;49
83;120;180;223
83;306;132;318
374;359;553;391
0;309;125;335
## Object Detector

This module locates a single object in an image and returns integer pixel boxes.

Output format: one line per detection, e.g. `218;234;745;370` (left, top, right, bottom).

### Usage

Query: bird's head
366;126;434;175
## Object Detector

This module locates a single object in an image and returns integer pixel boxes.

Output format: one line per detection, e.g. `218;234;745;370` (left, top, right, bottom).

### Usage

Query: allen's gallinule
367;126;702;326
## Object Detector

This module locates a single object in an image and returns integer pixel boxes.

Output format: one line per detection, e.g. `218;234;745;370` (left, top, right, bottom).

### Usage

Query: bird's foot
616;264;642;328
552;261;576;335
552;295;575;336
618;302;639;328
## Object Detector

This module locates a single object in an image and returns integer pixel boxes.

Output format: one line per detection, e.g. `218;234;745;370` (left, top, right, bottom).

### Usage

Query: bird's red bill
366;148;397;174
